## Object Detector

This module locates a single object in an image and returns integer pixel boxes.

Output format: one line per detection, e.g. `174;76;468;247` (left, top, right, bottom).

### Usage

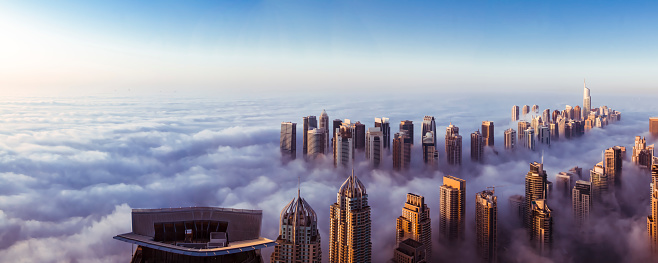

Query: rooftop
114;233;276;257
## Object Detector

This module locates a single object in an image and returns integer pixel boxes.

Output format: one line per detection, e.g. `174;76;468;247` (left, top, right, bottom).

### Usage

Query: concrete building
319;110;330;151
280;122;296;160
532;104;539;114
590;162;608;204
396;193;432;261
524;128;536;151
329;171;372;263
537;126;550;146
525;162;548;230
574;105;582;122
422;116;437;147
439;175;466;243
518;121;529;145
271;187;321;263
542;109;551;124
375;118;391;150
522;105;530;116
572;180;592;227
422;132;438;166
394;132;411;170
504;128;516;150
445;124;462;166
482;121;494;147
605;146;623;188
393;239;427;263
531;199;553;255
550;122;558;140
343;119;366;150
307;128;326;159
651;117;658;137
471;130;484;162
303;116;318;156
648;157;658;255
366;127;383;168
583;80;591;120
512;105;519;122
633;136;655;169
400;120;414;145
333;126;354;167
555;172;572;199
475;189;497;263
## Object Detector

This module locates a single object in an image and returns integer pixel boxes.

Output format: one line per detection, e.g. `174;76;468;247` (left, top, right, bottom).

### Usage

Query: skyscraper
320;110;330;151
583;80;591;120
632;136;655;169
439;175;466;243
651;117;658;137
303;116;318;156
542;109;551;124
375;118;391;150
271;186;321;263
532;104;539;114
366;127;383;168
555;172;572;198
604;146;623;187
329;171;372;263
518;121;529;146
525;162;548;230
393;239;427;263
332;119;343;149
565;105;573;120
573;105;582;122
475;189;497;263
537;126;550;146
482;121;494;147
422;116;437;147
512;105;519;122
396;193;432;261
445;124;462;166
590;162;608;204
504;128;516;149
524;128;535;151
572;180;592;227
400;120;414;145
522;105;530;116
307;128;326;159
343;119;366;150
393;132;411;170
648;157;658;254
422;132;438;166
531;199;553;255
471;130;484;162
280;122;296;160
333;126;354;167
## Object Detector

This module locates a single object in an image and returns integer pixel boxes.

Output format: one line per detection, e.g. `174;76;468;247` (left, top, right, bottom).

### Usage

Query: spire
298;175;301;199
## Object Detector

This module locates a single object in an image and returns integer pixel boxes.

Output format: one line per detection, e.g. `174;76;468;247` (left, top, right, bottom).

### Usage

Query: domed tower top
337;170;368;207
280;185;317;229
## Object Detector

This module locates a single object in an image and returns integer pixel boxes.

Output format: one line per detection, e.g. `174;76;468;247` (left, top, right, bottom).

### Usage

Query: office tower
303;116;318;156
557;117;566;139
537;126;550;146
503;128;516;149
549;123;558;140
307;128;326;159
280;122;297;160
343;119;366;150
400;120;414;145
393;132;411;170
551;110;560;124
439;175;466;243
332;119;342;148
532;104;539;114
525;162;548;230
482;121;494;147
114;207;275;263
475;189;497;263
271;186;321;263
366;127;383;168
530;199;553;255
569;166;583;179
555;172;572;198
320;110;330;152
605;146;623;187
396;193;432;261
574;106;582;121
333;126;354;167
524;128;536;151
633;136;655;169
542;109;551;124
522;105;530;116
590;162;607;203
652;117;658;136
375;118;391;150
422;132;438;166
531;116;542;132
583;80;591;120
564;121;573;139
393;239;427;263
572;180;592;227
518;121;530;145
509;195;525;222
512;105;519;121
445;124;462;166
565;105;573;120
648;157;658;254
471;130;484;162
422;116;437;147
329;171;372;263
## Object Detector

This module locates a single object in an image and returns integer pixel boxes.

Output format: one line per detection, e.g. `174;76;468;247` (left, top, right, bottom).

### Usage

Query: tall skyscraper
393;132;411;170
572;180;592;227
332;119;342;149
530;199;553;255
400;120;414;145
518;121;529;145
366;127;383;168
329;171;372;263
482;121;494;147
648;157;658;254
509;195;525;222
422;132;438;166
537;126;550;146
590;162;608;203
343;119;366;150
439;175;466;243
280;122;297;159
632;136;655;169
422;116;437;147
446;124;462;166
555;172;572;198
393;239;427;263
307;128;326;159
522;105;530;116
531;116;542;132
532;104;539;114
396;193;432;261
271;186;321;263
303;116;318;156
542;108;551;124
375;118;391;150
320;110;330;151
583;80;591;120
471;130;484;162
550;122;559;140
552;110;560;125
524;128;535;151
512;105;519;122
565;105;573;120
605;146;623;187
651;117;658;136
504;128;516;149
525;162;548;230
333;126;354;167
475;189;497;263
573;105;582;122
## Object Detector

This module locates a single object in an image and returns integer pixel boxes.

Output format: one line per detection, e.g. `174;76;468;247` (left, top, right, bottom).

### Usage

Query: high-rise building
555;172;572;198
475;189;497;263
549;122;559;140
651;117;658;136
512;105;520;122
530;199;553;255
605;146;623;187
332;119;343;149
307;128;326;159
590;162;608;203
303;116;318;156
393;132;411;170
439;175;466;243
396;193;432;261
343;119;366;150
572;180;592;227
333;126;354;167
422;132;438;166
531;116;542;131
648;157;658;254
532;104;539;114
400;120;414;145
280;122;297;160
525;162;547;230
422;116;437;147
583;80;591;120
574;105;582;122
393;239;427;263
320;110;330;152
329;171;372;263
471;130;484;162
552;110;560;125
482;121;494;147
537;126;550;146
366;127;383;168
633;136;655;169
524;128;536;151
518;121;529;145
375;118;391;150
445;124;462;166
542;109;551;124
522;105;530;116
509;195;525;222
504;128;516;150
271;186;321;263
557;117;566;139
565;105;574;120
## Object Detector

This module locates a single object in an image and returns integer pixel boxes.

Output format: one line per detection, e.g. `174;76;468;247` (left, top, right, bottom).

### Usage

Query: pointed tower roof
338;170;367;199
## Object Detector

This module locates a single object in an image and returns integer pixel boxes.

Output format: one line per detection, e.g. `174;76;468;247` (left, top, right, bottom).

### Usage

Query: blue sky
1;1;657;96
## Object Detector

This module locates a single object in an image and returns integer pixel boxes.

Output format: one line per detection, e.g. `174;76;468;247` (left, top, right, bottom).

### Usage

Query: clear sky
1;0;657;97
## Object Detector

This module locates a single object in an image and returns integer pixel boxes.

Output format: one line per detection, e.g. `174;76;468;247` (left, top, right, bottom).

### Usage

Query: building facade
445;124;462;166
475;189;497;263
333;126;354;167
512;105;519;122
271;188;321;263
375;117;391;150
393;132;411;170
439;175;466;243
319;110;330;151
572;180;592;227
280;122;297;159
303;116;318;156
366;127;383;168
422;132;438;166
482;121;494;147
400;120;414;145
525;162;548;230
531;199;553;255
329;171;372;263
504;128;516;149
471;130;484;162
422;116;437;147
396;193;432;261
